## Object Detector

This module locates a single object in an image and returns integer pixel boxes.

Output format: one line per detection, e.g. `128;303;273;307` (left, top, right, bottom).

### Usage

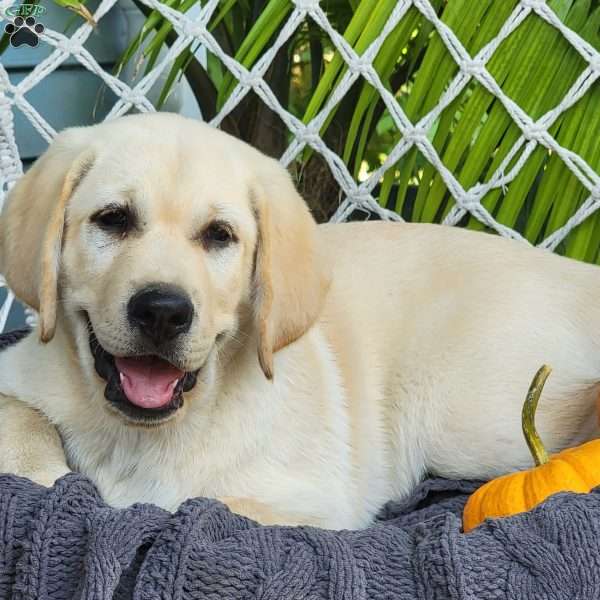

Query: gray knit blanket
2;331;600;599
3;474;600;599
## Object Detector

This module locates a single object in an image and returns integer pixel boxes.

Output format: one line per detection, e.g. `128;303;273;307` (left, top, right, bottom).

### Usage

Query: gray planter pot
3;0;184;163
4;1;125;162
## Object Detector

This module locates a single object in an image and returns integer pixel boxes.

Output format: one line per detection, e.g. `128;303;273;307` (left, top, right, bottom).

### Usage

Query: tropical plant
5;0;600;261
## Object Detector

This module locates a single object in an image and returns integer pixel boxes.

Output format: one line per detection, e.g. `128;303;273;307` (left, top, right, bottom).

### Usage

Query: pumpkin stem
522;365;552;466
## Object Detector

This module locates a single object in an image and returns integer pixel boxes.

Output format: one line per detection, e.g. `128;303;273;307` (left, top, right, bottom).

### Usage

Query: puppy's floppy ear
251;157;330;380
0;128;95;342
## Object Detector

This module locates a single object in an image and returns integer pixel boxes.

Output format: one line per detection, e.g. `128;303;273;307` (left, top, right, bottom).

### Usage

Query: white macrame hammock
1;0;599;332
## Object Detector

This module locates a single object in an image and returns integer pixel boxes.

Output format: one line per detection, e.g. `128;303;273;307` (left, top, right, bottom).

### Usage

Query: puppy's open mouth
88;326;199;425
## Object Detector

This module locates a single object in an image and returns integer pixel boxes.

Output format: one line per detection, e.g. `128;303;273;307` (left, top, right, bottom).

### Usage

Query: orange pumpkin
463;365;600;532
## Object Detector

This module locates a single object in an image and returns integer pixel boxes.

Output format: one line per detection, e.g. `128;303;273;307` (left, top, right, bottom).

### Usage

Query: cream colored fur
0;113;599;528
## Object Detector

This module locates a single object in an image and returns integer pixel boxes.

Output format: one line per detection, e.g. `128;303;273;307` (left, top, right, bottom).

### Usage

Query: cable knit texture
2;330;600;599
3;475;600;599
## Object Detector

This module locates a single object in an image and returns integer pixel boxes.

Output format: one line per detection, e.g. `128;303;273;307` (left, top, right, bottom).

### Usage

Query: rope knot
122;91;145;106
1;84;17;102
460;197;482;212
240;72;261;88
299;130;320;146
521;0;546;10
349;58;371;76
180;20;205;39
56;38;79;55
353;193;374;209
589;56;600;74
0;154;13;172
404;126;426;144
522;123;544;141
461;58;485;76
293;0;319;10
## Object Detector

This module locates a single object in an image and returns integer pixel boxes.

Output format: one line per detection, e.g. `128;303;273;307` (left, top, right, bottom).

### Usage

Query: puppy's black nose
128;285;193;346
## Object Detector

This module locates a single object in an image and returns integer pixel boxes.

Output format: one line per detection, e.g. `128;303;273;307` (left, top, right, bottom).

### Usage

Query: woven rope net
1;0;599;331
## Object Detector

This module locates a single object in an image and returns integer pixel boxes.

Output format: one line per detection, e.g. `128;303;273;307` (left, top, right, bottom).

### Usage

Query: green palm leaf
114;0;600;262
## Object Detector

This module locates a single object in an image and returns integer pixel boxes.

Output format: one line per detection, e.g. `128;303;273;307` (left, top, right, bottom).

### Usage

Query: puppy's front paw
218;496;315;526
0;395;70;486
21;465;71;488
218;496;281;524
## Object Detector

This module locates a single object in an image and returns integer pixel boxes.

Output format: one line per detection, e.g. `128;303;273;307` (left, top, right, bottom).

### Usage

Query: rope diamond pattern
0;0;599;331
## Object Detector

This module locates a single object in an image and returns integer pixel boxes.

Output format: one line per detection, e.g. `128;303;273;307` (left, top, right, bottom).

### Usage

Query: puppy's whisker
227;332;247;348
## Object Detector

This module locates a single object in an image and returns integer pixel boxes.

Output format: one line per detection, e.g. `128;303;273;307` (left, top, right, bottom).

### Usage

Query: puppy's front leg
219;496;321;527
0;394;70;487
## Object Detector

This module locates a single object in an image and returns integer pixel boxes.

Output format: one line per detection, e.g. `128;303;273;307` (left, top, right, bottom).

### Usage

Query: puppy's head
0;113;329;425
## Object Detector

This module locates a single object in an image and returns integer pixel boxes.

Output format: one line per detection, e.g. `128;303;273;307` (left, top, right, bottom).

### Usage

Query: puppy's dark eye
91;206;133;235
201;221;237;249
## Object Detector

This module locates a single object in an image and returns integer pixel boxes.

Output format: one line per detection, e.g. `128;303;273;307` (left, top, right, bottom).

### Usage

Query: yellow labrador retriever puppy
0;112;599;529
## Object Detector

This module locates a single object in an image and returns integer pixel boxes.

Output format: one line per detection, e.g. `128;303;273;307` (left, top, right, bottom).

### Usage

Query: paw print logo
4;16;45;48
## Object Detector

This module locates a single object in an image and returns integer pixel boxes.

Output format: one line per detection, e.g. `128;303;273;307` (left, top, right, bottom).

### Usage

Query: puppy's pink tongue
115;356;184;409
